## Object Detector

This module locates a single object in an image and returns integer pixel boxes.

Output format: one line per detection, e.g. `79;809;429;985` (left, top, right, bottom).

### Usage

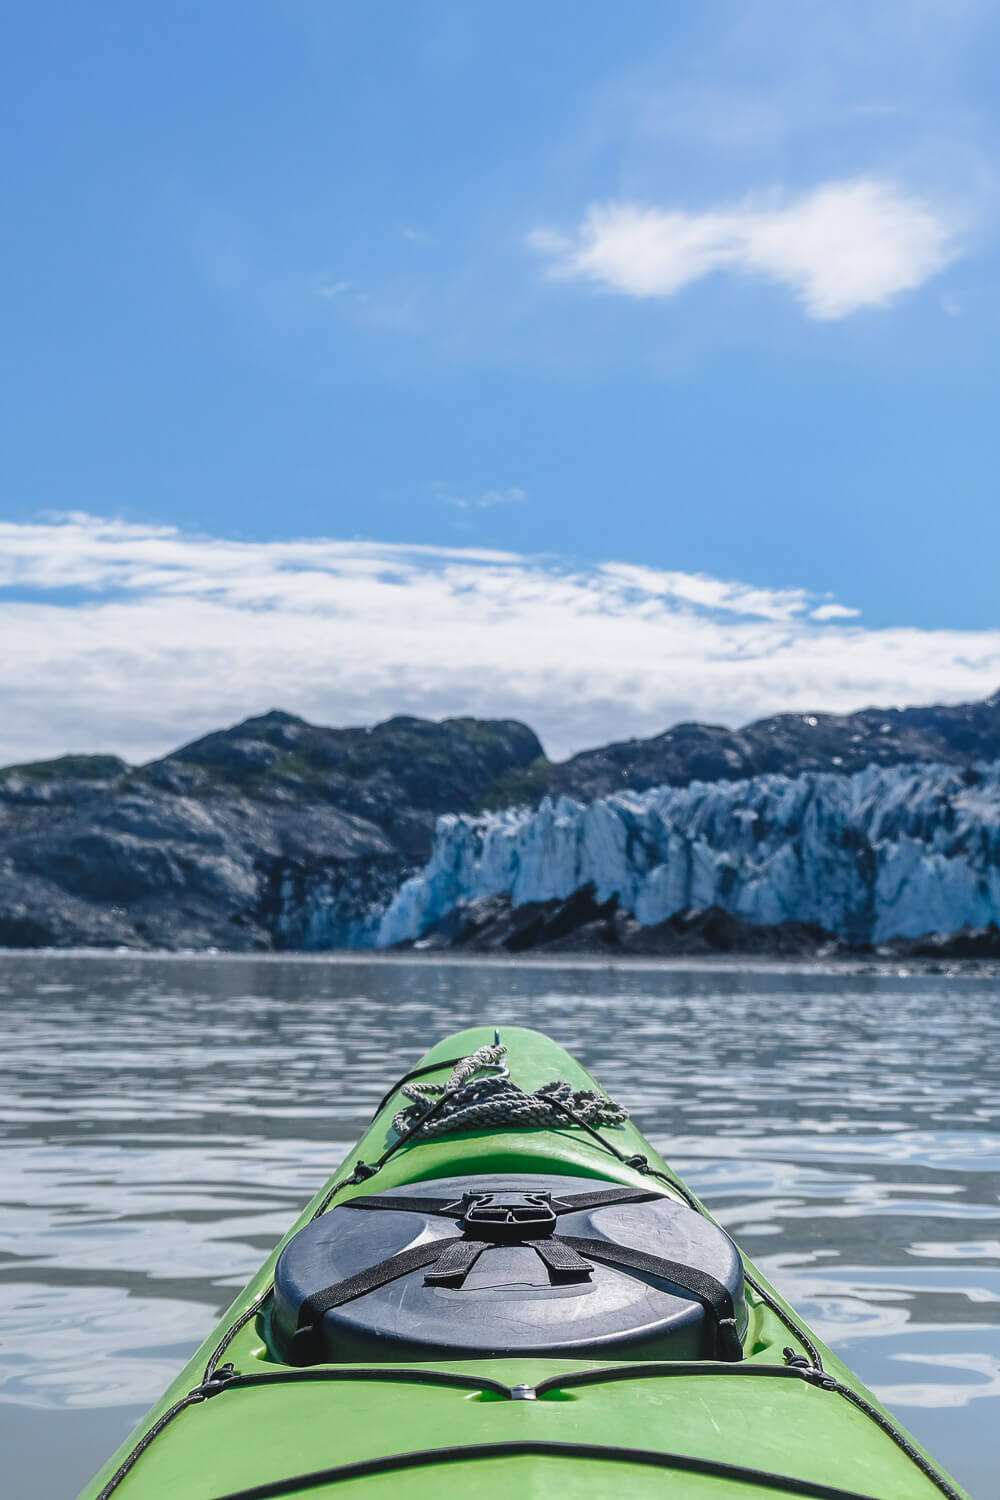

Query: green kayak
80;1026;970;1500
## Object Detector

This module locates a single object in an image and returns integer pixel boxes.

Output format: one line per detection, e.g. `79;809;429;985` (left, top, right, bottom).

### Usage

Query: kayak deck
79;1026;970;1500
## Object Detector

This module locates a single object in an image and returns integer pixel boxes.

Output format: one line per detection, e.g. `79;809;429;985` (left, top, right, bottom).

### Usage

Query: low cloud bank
3;514;999;766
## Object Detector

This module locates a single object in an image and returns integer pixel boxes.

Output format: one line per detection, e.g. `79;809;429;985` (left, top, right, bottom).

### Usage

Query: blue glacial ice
375;761;1000;947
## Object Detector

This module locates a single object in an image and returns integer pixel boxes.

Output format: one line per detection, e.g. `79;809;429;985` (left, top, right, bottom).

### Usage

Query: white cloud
2;514;1000;767
530;178;961;319
811;602;862;620
599;563;812;622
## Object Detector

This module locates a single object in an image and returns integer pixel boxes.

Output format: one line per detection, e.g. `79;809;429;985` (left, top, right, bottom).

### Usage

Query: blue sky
2;2;1000;763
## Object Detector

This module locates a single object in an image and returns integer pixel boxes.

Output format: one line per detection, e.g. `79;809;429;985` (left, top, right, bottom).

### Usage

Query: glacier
374;760;1000;948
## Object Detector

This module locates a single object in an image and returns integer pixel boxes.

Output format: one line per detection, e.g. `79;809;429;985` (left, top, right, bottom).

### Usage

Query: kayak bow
80;1026;971;1500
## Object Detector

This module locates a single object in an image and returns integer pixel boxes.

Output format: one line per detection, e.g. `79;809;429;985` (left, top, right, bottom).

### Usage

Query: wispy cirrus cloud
2;514;1000;767
431;484;528;512
529;178;962;319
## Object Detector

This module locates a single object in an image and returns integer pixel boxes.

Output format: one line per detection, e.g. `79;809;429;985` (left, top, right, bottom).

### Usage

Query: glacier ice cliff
375;761;1000;948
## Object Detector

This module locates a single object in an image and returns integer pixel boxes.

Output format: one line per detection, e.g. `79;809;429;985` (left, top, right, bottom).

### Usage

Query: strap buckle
460;1191;557;1241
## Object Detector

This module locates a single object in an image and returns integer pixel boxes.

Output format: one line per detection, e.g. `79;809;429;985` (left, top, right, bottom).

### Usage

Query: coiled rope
391;1042;630;1139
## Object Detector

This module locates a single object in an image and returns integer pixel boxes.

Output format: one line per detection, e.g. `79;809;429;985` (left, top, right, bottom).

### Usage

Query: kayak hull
79;1026;970;1500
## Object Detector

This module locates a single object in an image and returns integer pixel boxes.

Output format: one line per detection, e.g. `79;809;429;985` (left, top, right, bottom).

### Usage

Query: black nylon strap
549;1186;663;1213
424;1238;487;1286
342;1186;657;1219
524;1238;593;1282
559;1234;743;1361
341;1194;463;1217
296;1241;446;1333
296;1227;745;1357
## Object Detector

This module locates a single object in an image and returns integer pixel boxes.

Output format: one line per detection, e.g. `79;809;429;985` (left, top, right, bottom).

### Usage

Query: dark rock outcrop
405;887;842;957
404;886;1000;961
0;713;543;950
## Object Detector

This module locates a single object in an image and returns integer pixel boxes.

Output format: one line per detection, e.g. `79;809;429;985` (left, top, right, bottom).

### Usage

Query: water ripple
1;952;998;1497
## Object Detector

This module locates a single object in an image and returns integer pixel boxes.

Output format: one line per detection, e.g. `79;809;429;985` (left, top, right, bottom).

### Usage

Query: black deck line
206;1438;883;1500
223;1367;515;1399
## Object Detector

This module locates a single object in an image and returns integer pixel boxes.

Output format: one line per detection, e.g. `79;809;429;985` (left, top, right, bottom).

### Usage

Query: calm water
1;952;998;1498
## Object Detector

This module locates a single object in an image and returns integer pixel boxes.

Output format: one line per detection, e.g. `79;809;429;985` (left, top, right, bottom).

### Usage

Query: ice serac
376;761;1000;948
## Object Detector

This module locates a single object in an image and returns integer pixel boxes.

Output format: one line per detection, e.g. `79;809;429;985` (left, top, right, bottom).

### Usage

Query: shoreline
2;943;1000;978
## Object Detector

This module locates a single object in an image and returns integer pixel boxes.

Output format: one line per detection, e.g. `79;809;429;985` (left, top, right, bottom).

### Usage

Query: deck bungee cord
206;1441;890;1500
87;1033;969;1500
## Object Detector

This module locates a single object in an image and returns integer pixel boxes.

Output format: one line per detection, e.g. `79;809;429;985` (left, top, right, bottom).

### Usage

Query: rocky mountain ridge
492;686;1000;805
3;687;1000;951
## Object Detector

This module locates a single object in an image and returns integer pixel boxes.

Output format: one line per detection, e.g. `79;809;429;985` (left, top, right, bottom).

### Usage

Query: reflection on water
1;952;998;1497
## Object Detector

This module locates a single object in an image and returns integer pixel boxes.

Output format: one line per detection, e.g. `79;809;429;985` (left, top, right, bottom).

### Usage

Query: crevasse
375;760;1000;947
